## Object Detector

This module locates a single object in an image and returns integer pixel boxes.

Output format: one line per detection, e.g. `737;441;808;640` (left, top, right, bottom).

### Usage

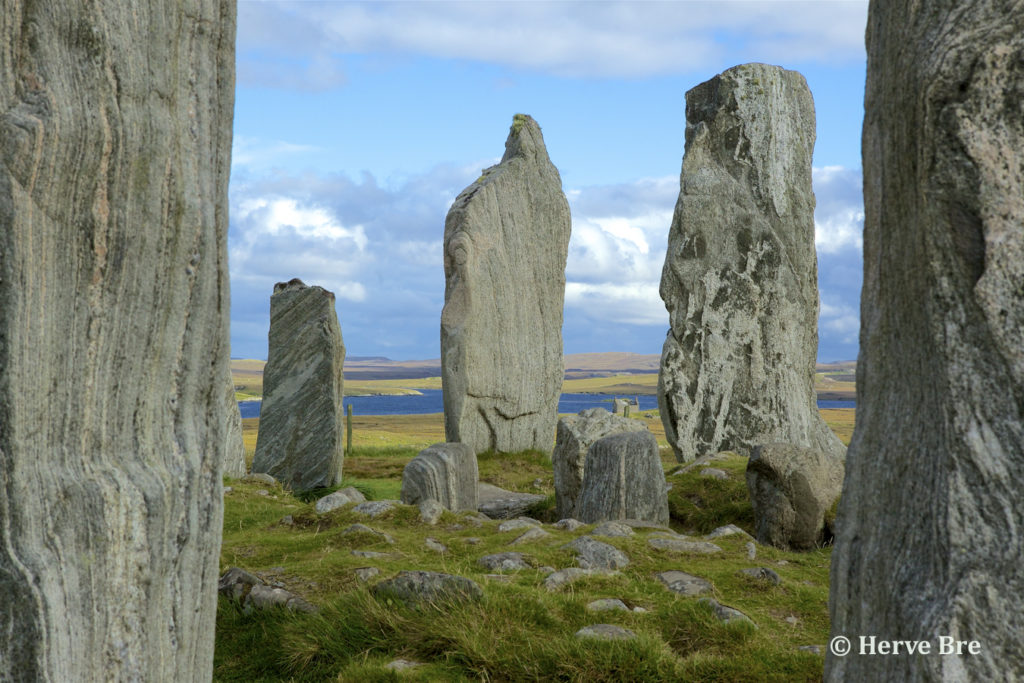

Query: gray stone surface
589;522;635;538
576;431;669;525
372;571;483;606
252;279;346;492
656;570;714;596
509;527;551;546
575;624;637;641
424;538;448;553
315;487;366;514
739;567;781;586
827;5;1024;681
746;443;843;550
242;473;277;486
340;524;394;545
565;536;630;570
497;518;540;533
586;599;630;612
544;568;607;591
353;567;381;582
401;442;479;511
554;519;585;532
477;552;532;572
648;537;723;555
352;501;399;518
224;377;248;477
657;62;845;463
418;499;444;526
477;483;545;520
552;408;648;519
705;524;753;541
441;114;571;453
0;4;234;679
218;568;316;614
699;598;756;627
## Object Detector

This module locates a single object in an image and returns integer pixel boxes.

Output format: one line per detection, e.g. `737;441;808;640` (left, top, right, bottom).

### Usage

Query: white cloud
814;165;864;254
565;282;666;327
236;1;868;88
232;136;319;170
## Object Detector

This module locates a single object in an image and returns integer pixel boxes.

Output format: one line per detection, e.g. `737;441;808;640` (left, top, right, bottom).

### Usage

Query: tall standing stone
0;3;235;680
252;279;346;492
658;63;844;463
441;114;571;453
223;374;248;477
828;5;1024;681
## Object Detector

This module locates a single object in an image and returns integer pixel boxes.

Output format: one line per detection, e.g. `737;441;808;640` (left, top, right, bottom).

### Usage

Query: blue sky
229;1;867;362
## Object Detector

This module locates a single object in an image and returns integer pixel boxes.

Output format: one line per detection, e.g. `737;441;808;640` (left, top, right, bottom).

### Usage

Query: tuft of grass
666;453;754;534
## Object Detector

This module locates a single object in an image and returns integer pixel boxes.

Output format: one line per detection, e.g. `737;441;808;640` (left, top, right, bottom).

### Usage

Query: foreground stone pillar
441;114;571;454
658;63;844;463
0;2;235;680
252;279;346;492
827;4;1024;680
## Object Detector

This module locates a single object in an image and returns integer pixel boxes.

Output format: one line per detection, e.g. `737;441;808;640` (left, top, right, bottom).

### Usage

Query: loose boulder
552;408;648;520
477;482;546;520
400;442;479;511
576;431;669;525
371;571;483;607
657;62;845;463
252;279;346;492
746;443;843;551
0;4;234;680
441;114;571;453
827;4;1024;681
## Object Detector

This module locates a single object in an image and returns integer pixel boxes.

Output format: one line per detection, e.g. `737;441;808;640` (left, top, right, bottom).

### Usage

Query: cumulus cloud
814;165;864;253
236;1;867;88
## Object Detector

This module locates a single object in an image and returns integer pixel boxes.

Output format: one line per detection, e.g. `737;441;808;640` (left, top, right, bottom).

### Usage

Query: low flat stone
384;659;421;671
509;527;551;546
419;499;444;526
565;536;630;570
477;483;545;520
353;567;380;582
739;567;782;585
315;486;366;514
478;552;532;571
242;473;277;486
341;524;394;544
699;598;756;627
648;537;723;554
656;570;714;596
371;571;483;606
425;538;448;553
352;500;398;518
554;518;584;531
705;524;754;540
218;567;317;614
544;567;610;591
586;598;630;612
351;550;395;559
498;518;540;532
589;522;635;538
575;624;637;641
701;468;729;480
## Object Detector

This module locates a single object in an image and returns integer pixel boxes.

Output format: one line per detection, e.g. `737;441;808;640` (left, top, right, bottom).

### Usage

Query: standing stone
400;442;479;512
576;431;669;525
0;3;235;680
552;408;648;519
252;279;345;492
658;63;845;463
223;375;248;478
441;114;571;453
828;5;1024;681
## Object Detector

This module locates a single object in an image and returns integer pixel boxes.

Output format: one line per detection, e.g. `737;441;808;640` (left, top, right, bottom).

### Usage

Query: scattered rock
218;567;317;614
477;483;546;520
701;468;729;480
315;487;366;514
575;624;637;641
699;598;756;627
746;442;844;550
705;524;753;540
353;567;380;582
418;499;445;526
554;518;584;532
552;408;649;519
441;114;571;453
278;515;294;527
799;645;822;656
497;518;540;532
509;527;551;546
352;501;399;518
648;537;723;555
459;511;490;527
657;63;846;463
351;550;394;559
372;571;483;607
576;431;669;525
565;536;630;570
589;521;635;538
739;567;782;585
586;598;630;612
252;279;346;492
401;443;479;511
425;538;448;553
341;524;394;544
242;473;277;486
477;552;532;572
746;542;757;560
544;568;608;591
656;570;714;596
223;486;234;495
385;659;422;671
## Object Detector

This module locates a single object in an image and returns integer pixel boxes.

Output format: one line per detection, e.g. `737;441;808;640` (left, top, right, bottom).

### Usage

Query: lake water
239;390;854;418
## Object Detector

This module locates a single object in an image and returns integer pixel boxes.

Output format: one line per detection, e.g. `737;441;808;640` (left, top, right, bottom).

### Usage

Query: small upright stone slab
400;442;479;511
576;431;669;525
552;408;648;520
252;279;345;492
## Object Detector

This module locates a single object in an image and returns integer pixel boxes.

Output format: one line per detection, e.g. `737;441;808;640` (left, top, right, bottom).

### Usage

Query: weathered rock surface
224;377;248;477
315;486;366;514
575;624;637;641
371;571;483;607
648;537;723;555
739;567;781;586
418;499;444;526
400;442;478;511
658;62;845;463
477;552;532;572
218;568;317;614
565;537;630;570
252;279;345;492
699;598;756;627
586;599;630;613
657;571;714;596
0;4;235;680
441;114;571;453
552;408;648;519
352;501;399;518
477;482;545;519
827;5;1024;681
576;431;669;525
746;443;843;551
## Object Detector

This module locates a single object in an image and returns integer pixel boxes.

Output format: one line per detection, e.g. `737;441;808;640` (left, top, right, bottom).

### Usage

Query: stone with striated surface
552;408;648;519
252;279;345;492
223;376;248;477
400;442;478;511
441;114;571;453
477;482;545;520
0;3;234;680
658;63;845;463
576;431;669;525
827;4;1024;681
